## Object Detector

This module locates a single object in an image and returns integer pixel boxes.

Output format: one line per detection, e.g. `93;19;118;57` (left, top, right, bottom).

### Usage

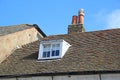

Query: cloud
94;9;120;29
106;9;120;29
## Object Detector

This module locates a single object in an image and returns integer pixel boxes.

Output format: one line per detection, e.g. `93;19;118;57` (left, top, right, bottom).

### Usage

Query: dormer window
38;39;71;60
42;43;60;58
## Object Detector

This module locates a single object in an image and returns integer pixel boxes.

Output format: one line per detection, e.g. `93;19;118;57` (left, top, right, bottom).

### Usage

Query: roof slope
0;24;46;37
0;29;120;76
0;24;31;36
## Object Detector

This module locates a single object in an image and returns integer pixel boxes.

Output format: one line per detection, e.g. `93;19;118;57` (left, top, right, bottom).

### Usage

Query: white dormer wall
61;40;71;57
38;39;71;60
38;43;43;59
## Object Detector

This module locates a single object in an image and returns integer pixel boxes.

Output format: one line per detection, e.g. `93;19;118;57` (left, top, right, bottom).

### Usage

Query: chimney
78;9;84;24
68;9;85;34
72;15;78;25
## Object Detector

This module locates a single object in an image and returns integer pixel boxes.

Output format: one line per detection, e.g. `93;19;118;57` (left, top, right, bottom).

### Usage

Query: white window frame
42;42;61;58
38;41;62;60
38;39;71;60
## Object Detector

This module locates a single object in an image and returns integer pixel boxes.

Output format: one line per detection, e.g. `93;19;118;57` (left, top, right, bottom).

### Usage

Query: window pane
56;44;60;50
47;51;50;57
43;44;51;58
43;52;46;58
52;44;55;50
52;50;55;56
52;50;59;56
43;44;51;51
56;50;59;56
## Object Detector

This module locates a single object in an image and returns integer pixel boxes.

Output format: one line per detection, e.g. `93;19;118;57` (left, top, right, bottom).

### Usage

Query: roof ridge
0;24;33;28
0;24;34;36
45;28;120;37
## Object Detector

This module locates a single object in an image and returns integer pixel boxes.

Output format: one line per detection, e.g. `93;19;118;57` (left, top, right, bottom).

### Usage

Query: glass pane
43;52;46;57
56;50;59;56
52;44;56;50
47;51;50;57
52;50;55;56
56;44;60;50
43;44;51;51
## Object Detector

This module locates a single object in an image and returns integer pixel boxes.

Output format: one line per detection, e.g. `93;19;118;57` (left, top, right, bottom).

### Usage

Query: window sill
37;58;61;62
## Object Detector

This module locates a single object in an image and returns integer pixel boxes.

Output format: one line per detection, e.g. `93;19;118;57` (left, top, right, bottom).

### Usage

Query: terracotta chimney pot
72;15;78;25
78;9;84;25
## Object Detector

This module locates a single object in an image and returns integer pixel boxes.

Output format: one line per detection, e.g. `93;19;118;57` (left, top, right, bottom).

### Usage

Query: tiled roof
0;24;46;37
0;24;31;36
0;29;120;76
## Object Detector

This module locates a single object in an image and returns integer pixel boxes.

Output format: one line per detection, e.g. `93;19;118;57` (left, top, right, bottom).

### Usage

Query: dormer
38;39;71;60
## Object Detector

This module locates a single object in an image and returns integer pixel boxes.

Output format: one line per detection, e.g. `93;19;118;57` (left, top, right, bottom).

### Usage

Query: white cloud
106;9;120;29
94;9;120;29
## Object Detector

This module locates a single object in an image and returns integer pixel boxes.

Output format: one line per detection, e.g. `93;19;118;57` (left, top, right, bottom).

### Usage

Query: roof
0;28;120;76
0;24;46;37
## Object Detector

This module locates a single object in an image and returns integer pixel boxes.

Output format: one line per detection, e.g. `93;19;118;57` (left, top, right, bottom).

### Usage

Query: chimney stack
68;9;85;34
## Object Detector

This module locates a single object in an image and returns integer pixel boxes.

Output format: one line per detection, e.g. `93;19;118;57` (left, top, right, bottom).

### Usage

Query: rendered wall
18;76;52;80
0;78;16;80
0;74;119;80
101;74;120;80
0;27;43;63
53;75;99;80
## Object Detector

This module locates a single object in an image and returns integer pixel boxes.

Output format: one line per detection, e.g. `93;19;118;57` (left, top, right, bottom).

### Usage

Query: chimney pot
78;9;84;25
72;15;78;25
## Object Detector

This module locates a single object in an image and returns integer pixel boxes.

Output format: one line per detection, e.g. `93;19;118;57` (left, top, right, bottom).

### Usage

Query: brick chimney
68;9;85;34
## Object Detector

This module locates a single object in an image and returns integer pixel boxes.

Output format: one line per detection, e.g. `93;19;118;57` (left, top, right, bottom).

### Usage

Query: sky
0;0;120;35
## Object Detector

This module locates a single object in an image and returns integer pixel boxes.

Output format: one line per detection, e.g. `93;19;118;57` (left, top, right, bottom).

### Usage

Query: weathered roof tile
0;29;120;76
0;24;32;36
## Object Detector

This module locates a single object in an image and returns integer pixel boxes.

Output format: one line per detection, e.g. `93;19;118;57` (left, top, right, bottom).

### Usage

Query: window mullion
50;44;52;57
55;44;57;56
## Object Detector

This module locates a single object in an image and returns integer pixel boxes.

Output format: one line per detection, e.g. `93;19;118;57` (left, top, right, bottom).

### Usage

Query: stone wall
0;74;119;80
0;27;43;63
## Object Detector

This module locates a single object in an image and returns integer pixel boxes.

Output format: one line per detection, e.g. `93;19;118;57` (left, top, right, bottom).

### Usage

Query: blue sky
0;0;120;35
